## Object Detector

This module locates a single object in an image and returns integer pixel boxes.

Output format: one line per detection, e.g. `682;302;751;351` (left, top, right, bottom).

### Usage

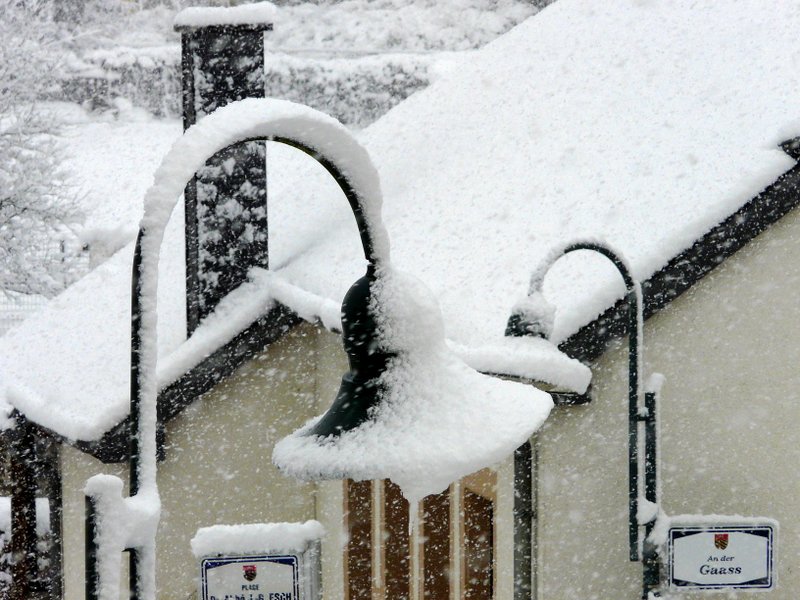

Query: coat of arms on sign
243;565;257;581
714;533;729;550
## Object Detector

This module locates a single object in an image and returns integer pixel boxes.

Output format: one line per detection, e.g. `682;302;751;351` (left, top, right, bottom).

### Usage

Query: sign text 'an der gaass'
668;520;776;591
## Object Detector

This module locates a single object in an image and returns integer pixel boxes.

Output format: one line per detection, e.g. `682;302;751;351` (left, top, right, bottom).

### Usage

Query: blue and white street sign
201;553;314;600
193;521;324;600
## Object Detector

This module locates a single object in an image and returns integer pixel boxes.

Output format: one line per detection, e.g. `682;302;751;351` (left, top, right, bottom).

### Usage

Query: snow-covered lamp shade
273;267;554;505
301;268;390;438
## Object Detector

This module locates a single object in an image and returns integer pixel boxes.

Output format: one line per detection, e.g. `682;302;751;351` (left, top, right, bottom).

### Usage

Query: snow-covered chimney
174;5;276;335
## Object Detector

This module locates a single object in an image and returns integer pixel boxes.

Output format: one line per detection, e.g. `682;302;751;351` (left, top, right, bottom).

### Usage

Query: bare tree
0;0;85;298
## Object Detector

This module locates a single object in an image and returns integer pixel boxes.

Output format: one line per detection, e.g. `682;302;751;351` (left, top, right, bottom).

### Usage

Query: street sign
668;522;776;591
200;553;317;600
193;521;324;600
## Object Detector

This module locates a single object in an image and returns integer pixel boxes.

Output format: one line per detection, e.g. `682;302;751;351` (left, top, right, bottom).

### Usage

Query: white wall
537;207;800;598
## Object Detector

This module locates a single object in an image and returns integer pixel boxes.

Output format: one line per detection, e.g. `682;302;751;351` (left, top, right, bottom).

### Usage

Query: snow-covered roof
2;0;799;442
60;108;181;257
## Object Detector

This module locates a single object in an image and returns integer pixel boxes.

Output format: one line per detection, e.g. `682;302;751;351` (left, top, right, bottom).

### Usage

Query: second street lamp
506;240;647;564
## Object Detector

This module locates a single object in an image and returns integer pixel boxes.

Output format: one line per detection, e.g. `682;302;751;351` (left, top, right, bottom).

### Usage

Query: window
345;479;372;600
462;489;493;597
344;468;497;600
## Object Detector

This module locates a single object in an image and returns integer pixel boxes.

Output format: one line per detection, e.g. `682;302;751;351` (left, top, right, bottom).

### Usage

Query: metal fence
0;295;48;337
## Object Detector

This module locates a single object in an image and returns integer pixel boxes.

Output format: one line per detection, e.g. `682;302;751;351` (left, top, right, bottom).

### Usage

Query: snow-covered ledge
174;2;277;30
191;521;325;559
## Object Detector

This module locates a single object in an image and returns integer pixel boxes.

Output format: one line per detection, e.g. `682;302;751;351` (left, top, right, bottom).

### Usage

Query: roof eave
561;158;800;363
76;303;302;463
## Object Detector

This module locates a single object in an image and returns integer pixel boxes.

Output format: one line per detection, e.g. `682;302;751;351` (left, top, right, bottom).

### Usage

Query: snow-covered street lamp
506;240;651;564
83;98;392;600
84;97;551;600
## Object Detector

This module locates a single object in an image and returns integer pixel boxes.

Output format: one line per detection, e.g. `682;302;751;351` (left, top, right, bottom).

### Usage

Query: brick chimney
175;16;273;335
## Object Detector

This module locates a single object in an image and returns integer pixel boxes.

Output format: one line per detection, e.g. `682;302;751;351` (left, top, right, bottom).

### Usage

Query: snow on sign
192;521;324;600
201;555;303;600
668;522;776;591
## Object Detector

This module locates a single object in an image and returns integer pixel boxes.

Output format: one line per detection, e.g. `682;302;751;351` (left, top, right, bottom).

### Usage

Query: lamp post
85;98;390;600
506;240;646;564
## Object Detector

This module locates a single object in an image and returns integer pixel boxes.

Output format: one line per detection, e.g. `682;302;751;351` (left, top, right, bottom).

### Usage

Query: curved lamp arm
88;99;388;600
518;239;642;562
130;125;387;495
527;240;634;295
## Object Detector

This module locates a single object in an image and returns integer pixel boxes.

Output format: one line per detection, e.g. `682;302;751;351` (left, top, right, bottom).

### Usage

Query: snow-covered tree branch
0;0;84;298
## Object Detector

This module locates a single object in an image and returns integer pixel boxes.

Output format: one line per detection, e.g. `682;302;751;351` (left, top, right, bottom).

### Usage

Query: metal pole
127;232;145;600
628;287;640;561
513;441;534;600
130;231;144;498
641;390;660;597
643;391;657;521
85;496;98;600
120;131;383;600
82;232;145;600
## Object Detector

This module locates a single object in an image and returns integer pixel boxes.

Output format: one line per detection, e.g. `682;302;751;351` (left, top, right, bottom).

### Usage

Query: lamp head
505;289;555;339
274;266;554;502
306;268;395;437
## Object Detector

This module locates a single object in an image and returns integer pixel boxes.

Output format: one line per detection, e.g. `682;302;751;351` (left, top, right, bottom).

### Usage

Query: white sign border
668;523;776;592
200;553;301;600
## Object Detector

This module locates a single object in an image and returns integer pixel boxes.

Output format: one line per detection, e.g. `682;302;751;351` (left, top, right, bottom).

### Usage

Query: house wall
305;322;521;600
312;323;348;600
60;323;324;600
59;316;518;600
536;206;800;598
67;212;800;600
56;198;800;600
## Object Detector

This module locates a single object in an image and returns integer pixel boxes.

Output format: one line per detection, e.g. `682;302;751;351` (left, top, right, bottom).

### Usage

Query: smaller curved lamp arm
526;240;635;296
560;241;635;291
515;239;642;562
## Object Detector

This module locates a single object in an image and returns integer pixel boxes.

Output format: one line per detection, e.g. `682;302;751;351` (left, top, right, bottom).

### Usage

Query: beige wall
61;446;127;600
312;324;348;600
59;316;523;600
537;207;800;598
59;200;800;600
61;323;325;600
